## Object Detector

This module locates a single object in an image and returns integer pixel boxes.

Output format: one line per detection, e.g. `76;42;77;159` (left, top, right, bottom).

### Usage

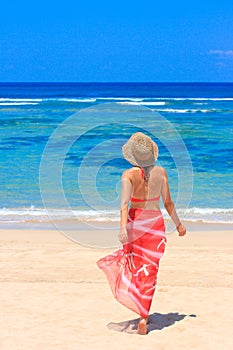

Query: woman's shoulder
122;167;139;178
154;165;167;174
154;166;169;182
123;166;167;177
151;166;168;181
151;165;166;173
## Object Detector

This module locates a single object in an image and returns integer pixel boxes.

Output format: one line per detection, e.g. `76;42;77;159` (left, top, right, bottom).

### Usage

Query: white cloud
209;50;233;58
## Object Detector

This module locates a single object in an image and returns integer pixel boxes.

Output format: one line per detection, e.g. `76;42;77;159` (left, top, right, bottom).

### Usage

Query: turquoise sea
0;83;232;225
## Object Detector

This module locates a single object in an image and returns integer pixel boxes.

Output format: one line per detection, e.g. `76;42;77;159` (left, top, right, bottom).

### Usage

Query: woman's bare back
124;166;165;210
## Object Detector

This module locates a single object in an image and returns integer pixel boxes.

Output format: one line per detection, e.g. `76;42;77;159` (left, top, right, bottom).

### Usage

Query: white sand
0;227;232;350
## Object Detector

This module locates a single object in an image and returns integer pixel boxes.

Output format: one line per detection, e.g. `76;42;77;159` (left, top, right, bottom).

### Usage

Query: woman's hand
176;223;186;237
118;227;128;244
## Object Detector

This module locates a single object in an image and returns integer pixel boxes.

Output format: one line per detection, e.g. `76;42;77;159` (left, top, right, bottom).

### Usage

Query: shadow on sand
107;312;197;334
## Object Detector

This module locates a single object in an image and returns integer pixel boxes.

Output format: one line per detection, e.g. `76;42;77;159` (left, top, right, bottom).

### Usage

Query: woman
97;132;186;335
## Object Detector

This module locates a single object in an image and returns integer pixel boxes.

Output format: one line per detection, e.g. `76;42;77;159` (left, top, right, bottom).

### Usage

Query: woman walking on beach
97;132;186;335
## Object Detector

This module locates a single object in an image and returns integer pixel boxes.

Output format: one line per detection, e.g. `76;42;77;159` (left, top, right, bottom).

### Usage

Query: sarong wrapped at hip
96;208;166;318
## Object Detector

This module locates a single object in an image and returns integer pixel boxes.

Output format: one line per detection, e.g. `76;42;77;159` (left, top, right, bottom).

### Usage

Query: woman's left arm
118;172;132;244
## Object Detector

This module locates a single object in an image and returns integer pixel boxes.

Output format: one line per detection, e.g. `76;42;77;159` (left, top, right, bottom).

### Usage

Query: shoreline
0;219;232;231
1;219;232;250
0;225;232;250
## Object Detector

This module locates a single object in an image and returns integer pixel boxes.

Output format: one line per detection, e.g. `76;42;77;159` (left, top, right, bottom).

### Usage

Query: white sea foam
94;97;233;102
0;102;39;106
0;98;42;102
54;96;233;101
175;207;233;224
0;207;232;224
0;207;119;223
117;101;166;106
152;108;214;113
0;97;97;104
1;96;232;104
58;98;97;102
0;98;42;106
98;97;145;101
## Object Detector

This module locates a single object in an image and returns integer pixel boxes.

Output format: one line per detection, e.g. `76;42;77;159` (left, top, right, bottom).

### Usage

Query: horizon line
0;81;233;84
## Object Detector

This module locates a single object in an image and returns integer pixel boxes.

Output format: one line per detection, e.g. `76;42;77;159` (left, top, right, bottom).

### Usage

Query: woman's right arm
161;168;186;236
118;171;133;244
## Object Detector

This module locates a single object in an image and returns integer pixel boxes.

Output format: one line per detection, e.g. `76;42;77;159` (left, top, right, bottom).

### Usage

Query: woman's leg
137;317;148;335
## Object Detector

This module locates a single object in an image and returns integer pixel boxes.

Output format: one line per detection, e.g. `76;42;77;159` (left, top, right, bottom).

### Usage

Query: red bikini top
130;167;160;202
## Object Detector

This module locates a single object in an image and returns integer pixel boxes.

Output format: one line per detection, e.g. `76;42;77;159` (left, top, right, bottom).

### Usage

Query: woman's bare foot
137;318;148;335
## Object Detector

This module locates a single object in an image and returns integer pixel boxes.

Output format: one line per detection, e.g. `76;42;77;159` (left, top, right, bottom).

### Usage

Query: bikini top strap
140;167;145;179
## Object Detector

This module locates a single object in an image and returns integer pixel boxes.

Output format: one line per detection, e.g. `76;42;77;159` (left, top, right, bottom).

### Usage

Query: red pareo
96;208;166;318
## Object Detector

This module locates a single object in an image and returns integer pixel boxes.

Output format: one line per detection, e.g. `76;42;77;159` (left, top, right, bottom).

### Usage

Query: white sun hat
122;132;158;167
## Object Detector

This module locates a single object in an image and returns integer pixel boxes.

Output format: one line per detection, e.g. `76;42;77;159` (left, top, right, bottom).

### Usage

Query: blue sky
0;0;233;82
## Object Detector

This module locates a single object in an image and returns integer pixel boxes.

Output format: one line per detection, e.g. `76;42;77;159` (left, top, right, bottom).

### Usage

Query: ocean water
0;82;232;225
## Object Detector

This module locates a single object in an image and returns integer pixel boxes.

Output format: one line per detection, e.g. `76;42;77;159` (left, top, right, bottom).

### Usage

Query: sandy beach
0;224;232;350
